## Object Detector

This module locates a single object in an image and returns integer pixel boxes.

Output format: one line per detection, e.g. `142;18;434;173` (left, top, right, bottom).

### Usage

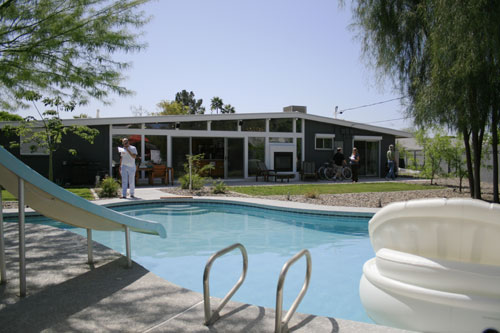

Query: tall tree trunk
492;108;499;203
471;128;482;199
462;127;475;197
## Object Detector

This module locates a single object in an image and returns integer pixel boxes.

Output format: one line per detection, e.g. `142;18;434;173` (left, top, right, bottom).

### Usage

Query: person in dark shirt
333;147;346;180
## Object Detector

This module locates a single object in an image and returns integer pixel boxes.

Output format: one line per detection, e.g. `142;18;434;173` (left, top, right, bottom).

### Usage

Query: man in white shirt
119;138;137;198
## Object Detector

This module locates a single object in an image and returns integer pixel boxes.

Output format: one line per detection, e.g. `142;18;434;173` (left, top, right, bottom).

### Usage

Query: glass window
296;138;302;171
20;129;49;155
315;134;334;150
241;119;266;132
172;137;190;177
112;123;142;129
269;137;293;143
269;118;293;132
179;121;207;130
227;138;244;178
211;120;238;131
296;119;302;133
145;135;167;165
248;137;265;176
192;137;224;160
145;122;175;130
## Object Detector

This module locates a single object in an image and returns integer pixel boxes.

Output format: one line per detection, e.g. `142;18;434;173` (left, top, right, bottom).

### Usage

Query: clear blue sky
39;0;414;130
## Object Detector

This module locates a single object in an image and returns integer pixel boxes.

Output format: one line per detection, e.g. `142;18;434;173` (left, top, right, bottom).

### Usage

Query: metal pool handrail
203;243;248;326
275;249;312;333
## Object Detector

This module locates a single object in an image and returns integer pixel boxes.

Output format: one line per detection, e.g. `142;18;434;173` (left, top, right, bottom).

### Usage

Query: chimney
283;105;307;113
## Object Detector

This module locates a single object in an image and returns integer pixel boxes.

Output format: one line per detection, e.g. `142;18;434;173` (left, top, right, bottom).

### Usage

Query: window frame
314;134;335;150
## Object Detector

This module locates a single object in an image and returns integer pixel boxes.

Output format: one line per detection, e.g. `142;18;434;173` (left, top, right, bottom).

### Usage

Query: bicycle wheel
317;166;326;180
324;167;335;180
342;167;352;180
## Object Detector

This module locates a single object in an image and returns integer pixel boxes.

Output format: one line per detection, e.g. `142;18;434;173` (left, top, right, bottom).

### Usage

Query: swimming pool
11;201;374;323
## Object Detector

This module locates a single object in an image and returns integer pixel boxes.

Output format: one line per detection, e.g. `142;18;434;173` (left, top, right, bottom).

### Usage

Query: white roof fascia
301;114;412;138
1;112;412;138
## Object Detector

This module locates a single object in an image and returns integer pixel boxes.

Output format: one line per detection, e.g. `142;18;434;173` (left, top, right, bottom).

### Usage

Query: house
0;106;411;185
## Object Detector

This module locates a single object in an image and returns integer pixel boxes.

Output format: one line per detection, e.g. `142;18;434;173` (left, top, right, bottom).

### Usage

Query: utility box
283;105;307;113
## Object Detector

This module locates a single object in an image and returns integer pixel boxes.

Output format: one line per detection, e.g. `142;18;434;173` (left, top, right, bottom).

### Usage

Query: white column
167;135;172;168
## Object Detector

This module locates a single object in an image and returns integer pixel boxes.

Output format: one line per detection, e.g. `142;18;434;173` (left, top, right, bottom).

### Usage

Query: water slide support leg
18;178;26;297
125;226;131;268
0;186;6;284
87;229;93;265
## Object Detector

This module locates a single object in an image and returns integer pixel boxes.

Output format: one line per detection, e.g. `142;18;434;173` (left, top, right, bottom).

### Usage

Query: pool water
17;202;374;323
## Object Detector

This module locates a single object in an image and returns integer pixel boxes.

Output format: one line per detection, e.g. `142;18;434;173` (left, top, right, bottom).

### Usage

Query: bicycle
317;162;331;180
338;165;352;180
319;162;352;181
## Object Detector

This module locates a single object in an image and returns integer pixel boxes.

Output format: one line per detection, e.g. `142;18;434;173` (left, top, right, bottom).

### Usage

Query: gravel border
2;178;496;210
159;178;495;208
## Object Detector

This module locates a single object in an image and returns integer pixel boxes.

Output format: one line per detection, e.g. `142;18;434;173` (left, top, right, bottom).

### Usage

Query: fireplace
274;152;293;172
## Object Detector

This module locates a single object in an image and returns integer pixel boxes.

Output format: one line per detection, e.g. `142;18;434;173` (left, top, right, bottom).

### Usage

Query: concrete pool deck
0;187;413;332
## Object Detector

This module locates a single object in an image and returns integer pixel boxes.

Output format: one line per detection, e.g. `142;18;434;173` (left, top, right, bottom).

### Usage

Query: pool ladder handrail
203;243;248;326
275;249;312;333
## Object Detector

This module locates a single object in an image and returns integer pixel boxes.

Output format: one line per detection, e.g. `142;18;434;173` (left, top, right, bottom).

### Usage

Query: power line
366;117;407;124
338;96;406;114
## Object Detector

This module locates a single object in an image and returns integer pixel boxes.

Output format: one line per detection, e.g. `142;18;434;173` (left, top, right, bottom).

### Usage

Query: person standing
119;137;137;198
333;147;346;180
386;144;396;180
349;147;360;182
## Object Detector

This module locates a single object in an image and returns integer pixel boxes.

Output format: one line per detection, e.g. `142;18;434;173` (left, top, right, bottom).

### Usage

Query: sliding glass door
353;140;379;177
225;138;244;178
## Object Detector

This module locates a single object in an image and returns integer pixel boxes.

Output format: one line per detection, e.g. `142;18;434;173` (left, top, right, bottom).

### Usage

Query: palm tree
221;104;235;114
210;97;223;114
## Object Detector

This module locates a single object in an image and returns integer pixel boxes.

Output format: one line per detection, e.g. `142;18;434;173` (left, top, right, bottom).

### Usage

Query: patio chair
256;161;276;181
151;164;168;184
300;161;317;180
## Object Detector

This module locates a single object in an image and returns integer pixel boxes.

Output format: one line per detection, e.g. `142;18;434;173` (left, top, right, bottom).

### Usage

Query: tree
179;154;214;190
448;135;468;192
130;105;150;117
221;104;236;114
349;0;500;201
155;100;190;115
175;90;205;114
4;94;99;181
0;0;151;110
210;97;223;114
414;129;453;185
0;111;23;121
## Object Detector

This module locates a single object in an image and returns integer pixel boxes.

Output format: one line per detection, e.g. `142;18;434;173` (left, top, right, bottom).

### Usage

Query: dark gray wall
304;120;396;177
0;125;109;185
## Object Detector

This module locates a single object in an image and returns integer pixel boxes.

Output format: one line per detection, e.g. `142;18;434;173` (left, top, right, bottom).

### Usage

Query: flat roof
1;112;412;138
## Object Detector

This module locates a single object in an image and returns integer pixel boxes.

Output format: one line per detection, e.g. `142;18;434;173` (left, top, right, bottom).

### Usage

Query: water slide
360;198;500;332
0;145;166;238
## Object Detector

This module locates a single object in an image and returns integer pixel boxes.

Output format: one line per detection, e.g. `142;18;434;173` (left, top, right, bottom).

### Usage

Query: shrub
304;190;320;199
212;179;227;194
179;154;213;190
98;176;120;198
179;173;206;190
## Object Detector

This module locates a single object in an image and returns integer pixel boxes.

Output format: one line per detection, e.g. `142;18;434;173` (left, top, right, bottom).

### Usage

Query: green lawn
229;182;442;196
1;188;94;201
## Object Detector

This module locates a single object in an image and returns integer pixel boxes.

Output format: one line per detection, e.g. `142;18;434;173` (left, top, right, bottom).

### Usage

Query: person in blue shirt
386;144;396;180
349;147;360;182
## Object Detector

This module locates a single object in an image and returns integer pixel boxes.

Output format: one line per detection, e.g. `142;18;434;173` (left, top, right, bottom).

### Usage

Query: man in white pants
119;138;137;198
